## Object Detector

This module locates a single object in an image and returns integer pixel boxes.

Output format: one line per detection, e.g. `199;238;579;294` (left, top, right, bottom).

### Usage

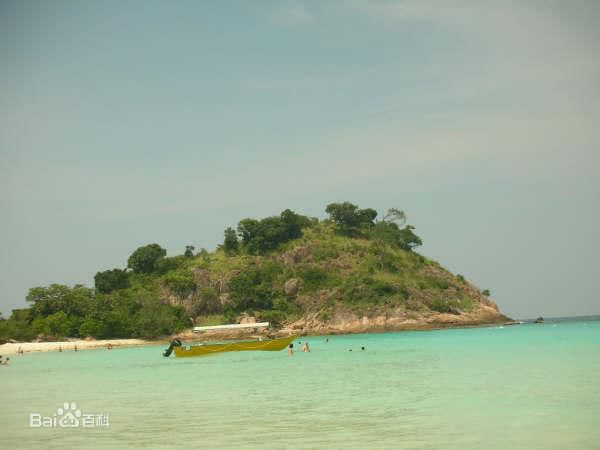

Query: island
0;202;511;349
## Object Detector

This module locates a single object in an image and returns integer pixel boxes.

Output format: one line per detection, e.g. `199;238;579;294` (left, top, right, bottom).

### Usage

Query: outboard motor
163;338;182;357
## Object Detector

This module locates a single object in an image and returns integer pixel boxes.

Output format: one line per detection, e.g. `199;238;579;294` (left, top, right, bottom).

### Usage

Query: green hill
0;202;509;342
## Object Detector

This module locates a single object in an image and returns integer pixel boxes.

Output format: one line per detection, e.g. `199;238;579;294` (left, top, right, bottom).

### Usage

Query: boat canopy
193;322;270;332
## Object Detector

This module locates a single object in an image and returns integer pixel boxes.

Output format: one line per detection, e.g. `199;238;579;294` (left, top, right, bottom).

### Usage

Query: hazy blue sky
1;0;599;319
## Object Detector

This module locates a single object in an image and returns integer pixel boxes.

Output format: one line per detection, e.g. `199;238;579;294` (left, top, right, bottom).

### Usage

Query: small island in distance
0;202;511;344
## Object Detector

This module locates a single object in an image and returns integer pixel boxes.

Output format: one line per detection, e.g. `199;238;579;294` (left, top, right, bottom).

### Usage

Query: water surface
2;318;599;449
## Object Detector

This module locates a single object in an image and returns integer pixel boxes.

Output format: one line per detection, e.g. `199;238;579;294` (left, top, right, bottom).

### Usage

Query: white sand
0;338;153;355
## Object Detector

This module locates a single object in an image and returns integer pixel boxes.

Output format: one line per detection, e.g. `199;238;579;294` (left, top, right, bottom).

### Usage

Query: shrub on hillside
164;270;197;297
296;265;330;291
228;260;283;311
428;298;460;314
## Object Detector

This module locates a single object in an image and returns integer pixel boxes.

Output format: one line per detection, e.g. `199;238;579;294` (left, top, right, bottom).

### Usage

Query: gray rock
284;278;303;296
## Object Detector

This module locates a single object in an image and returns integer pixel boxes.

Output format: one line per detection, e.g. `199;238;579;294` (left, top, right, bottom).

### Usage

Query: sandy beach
0;338;153;355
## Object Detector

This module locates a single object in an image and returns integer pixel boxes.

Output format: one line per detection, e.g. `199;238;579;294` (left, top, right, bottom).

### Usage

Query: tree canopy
94;269;130;294
127;243;166;273
325;202;377;236
228;209;312;255
0;283;188;342
223;227;239;255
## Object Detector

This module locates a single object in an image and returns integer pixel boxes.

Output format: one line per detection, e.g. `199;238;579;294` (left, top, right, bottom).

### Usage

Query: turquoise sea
2;317;599;449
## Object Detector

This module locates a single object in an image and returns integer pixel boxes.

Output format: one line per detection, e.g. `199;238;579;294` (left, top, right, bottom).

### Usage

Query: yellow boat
162;322;296;358
172;335;296;358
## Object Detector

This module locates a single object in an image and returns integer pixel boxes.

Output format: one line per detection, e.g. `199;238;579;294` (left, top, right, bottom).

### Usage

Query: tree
184;245;195;257
325;202;377;235
235;210;312;255
223;227;239;255
131;302;187;338
94;269;130;294
371;210;423;251
127;244;166;273
280;209;311;241
325;201;359;229
42;311;71;337
396;225;422;251
79;318;106;338
237;219;259;246
382;208;406;227
26;284;94;318
357;208;377;226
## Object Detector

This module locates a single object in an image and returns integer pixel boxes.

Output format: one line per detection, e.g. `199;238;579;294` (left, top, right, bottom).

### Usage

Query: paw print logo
57;402;81;427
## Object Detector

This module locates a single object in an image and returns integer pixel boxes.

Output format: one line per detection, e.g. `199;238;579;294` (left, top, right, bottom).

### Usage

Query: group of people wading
288;341;310;356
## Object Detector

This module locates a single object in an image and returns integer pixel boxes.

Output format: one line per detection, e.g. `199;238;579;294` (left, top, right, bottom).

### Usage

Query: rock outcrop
277;302;510;336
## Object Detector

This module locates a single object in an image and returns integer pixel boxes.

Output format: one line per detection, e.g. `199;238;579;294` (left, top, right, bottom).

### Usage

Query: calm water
2;318;599;449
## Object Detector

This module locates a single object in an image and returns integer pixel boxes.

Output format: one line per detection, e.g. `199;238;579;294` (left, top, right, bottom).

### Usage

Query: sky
1;0;599;319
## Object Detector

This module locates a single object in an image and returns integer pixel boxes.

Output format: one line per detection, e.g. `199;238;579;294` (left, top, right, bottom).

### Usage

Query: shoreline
0;338;154;356
0;319;518;355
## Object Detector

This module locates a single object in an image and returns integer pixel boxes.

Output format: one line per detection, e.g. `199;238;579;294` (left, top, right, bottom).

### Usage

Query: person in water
302;342;310;352
287;343;294;356
1;357;9;366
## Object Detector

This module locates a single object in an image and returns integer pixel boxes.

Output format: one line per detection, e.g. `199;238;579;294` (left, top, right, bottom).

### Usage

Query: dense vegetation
0;202;492;343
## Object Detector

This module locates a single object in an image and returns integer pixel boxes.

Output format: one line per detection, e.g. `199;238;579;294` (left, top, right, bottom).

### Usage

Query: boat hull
173;335;296;358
